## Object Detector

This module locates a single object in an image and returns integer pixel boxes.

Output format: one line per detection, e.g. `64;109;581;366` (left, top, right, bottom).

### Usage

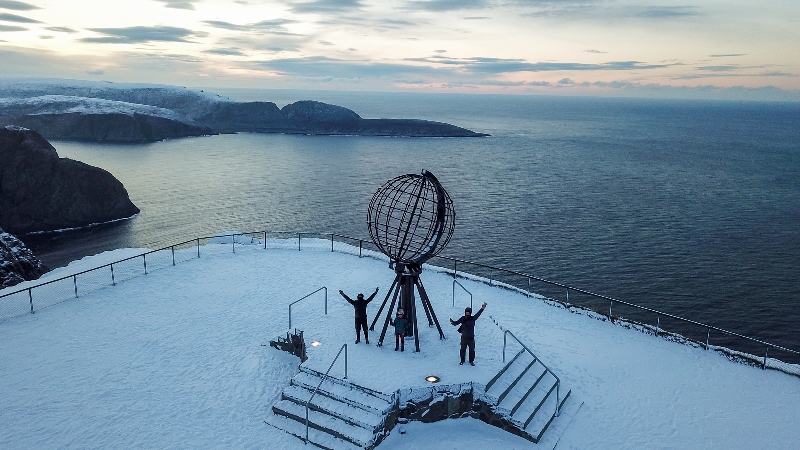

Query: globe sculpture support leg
373;264;446;352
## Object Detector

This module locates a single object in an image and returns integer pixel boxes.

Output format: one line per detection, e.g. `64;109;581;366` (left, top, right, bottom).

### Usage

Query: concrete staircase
484;348;573;443
265;366;396;450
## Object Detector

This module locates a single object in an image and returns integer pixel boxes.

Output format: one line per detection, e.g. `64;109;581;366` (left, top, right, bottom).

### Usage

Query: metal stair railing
452;279;473;308
304;343;348;444
502;329;562;417
288;287;327;330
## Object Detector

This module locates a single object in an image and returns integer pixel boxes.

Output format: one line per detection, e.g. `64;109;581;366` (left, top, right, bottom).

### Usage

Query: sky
0;0;799;100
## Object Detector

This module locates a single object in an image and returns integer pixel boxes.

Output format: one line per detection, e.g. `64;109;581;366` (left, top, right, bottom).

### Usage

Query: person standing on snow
390;308;409;352
339;287;379;344
449;302;487;365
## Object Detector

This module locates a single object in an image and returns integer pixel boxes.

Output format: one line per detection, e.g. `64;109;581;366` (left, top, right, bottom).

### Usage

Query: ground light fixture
311;341;321;347
425;375;440;383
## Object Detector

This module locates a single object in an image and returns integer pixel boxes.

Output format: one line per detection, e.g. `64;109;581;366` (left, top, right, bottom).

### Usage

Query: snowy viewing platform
1;236;799;449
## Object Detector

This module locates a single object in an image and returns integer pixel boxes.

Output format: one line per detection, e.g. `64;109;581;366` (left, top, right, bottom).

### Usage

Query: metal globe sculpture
368;170;455;352
367;171;455;266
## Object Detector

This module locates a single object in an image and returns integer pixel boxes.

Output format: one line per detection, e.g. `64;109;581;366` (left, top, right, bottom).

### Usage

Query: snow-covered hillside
1;239;798;449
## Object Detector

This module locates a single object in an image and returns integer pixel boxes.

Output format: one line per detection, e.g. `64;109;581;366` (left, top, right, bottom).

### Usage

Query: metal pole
172;246;175;266
331;234;334;252
489;268;493;286
298;233;301;251
324;287;328;315
503;332;507;363
289;304;293;330
232;235;235;253
143;254;148;274
359;240;362;257
73;275;78;298
111;264;116;286
454;260;458;279
566;289;569;303
763;346;769;369
527;277;531;297
264;231;267;249
197;238;200;258
706;327;710;349
609;300;612;319
344;344;348;379
28;288;33;314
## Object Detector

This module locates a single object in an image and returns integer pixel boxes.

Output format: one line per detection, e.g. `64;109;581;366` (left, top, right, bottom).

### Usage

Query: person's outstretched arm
365;287;379;303
473;302;487;320
339;290;354;305
450;317;464;326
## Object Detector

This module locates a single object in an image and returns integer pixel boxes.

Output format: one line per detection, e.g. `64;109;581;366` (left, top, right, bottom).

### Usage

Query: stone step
292;371;394;415
273;399;376;448
282;384;385;431
264;413;361;450
485;351;536;402
524;389;574;443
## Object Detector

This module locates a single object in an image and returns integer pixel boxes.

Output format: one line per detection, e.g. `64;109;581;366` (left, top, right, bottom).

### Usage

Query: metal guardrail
304;343;348;443
452;279;473;309
502;329;561;417
3;230;799;372
289;287;328;330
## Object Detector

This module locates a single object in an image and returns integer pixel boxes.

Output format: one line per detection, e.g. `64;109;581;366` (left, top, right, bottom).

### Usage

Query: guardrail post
143;254;148;275
609;300;613;319
454;260;458;279
359;240;363;257
289;304;293;330
489;268;493;286
566;289;569;303
331;234;334;252
111;264;116;286
264;231;267;249
232;235;236;253
503;331;507;363
73;275;78;298
172;246;176;266
527;277;531;297
298;233;301;251
28;288;33;314
706;327;710;350
324;287;328;315
763;346;769;369
344;344;348;379
197;238;200;258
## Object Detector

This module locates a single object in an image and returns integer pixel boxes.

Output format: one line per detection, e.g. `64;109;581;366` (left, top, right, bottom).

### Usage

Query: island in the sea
0;79;489;142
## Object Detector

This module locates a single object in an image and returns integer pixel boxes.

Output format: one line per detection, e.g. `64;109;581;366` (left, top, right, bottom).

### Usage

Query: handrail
305;343;348;443
452;279;473;309
502;329;561;417
4;230;798;366
288;287;327;330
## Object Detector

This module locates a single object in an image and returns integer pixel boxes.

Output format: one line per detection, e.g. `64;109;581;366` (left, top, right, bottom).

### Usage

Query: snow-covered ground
1;239;798;449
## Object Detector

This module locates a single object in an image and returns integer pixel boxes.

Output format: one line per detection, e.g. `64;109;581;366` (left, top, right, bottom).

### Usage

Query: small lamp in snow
425;375;440;383
311;341;321;347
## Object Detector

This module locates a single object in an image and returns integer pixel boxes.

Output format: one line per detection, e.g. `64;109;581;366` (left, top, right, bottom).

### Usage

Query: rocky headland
0;125;140;234
0;79;488;141
0;227;48;289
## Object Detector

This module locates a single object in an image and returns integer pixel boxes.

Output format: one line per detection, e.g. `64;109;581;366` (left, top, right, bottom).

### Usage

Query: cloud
710;53;746;58
202;19;299;34
402;0;490;12
0;12;40;22
82;26;207;44
404;55;672;73
153;0;200;10
634;6;700;18
45;26;78;33
463;16;490;20
0;0;38;11
86;69;105;75
0;23;24;31
287;0;366;14
204;47;247;56
584;49;607;54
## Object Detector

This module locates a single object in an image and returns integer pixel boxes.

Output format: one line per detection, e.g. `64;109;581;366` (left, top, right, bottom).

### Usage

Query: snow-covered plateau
1;237;798;449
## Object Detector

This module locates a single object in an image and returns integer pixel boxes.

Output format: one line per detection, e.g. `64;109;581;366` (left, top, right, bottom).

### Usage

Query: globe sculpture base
370;262;446;352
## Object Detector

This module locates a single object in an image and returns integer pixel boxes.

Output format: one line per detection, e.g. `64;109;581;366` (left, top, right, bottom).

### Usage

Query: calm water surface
22;92;800;357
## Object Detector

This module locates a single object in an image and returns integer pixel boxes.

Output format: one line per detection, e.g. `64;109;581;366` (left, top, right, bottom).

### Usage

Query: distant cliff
0;126;140;234
0;79;488;141
0;228;48;289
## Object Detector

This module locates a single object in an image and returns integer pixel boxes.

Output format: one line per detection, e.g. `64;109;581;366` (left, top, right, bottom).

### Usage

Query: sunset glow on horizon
1;0;799;100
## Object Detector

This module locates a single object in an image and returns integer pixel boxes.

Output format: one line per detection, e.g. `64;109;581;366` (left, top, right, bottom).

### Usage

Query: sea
19;90;800;362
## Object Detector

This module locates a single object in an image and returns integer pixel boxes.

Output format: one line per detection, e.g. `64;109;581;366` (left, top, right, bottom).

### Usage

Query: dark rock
0;126;140;234
0;227;48;289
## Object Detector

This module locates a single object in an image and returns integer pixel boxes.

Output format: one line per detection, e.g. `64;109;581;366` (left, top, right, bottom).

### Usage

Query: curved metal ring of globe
367;170;455;266
367;170;455;352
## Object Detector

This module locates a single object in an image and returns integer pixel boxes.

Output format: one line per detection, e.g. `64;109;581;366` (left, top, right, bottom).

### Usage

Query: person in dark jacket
339;287;379;344
390;308;409;352
449;302;487;365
